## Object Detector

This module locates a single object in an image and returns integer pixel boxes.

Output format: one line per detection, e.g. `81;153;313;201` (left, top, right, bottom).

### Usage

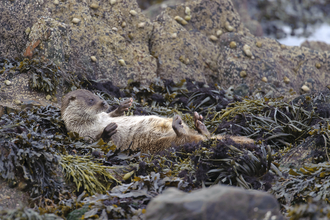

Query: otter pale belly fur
61;89;253;153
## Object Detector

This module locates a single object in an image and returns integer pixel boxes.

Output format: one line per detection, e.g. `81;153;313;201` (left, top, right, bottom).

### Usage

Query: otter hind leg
172;115;186;137
194;112;210;137
101;122;118;142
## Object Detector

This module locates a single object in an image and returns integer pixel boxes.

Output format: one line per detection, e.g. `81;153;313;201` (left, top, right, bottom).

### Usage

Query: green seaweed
60;155;120;195
0;57;80;95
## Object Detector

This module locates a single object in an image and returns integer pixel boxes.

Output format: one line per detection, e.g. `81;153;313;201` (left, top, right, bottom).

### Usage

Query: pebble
301;85;310;93
25;27;31;35
174;16;187;25
138;22;146;28
184;15;191;21
262;77;268;83
216;30;222;36
240;71;247;78
14;100;21;105
54;0;59;5
91;56;97;62
4;80;11;86
130;10;137;16
315;63;321;69
119;59;126;66
110;0;116;5
171;33;177;39
72;18;81;24
185;7;191;15
283;76;290;84
112;27;118;31
209;35;218;41
121;22;126;28
229;41;237;49
243;44;252;57
90;3;99;9
256;41;262;48
46;95;52;101
225;21;234;32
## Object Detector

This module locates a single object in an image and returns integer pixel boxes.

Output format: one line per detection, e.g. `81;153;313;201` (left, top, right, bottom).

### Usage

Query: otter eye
89;99;94;103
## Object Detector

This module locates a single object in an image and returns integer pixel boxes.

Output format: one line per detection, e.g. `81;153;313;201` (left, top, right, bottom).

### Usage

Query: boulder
0;178;30;210
301;40;330;52
145;185;283;220
1;0;330;109
150;0;251;84
0;0;157;90
150;0;330;97
231;0;263;36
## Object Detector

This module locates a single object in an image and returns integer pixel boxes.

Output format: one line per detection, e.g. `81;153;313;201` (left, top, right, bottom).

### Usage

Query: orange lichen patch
23;39;41;59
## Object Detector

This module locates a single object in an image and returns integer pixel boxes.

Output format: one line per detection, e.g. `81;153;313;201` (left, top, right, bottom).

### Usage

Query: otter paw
194;112;203;126
172;115;185;137
116;98;133;115
196;121;210;137
101;122;118;142
194;112;210;136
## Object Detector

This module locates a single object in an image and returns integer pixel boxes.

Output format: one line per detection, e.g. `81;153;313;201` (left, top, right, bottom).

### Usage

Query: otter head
61;89;109;124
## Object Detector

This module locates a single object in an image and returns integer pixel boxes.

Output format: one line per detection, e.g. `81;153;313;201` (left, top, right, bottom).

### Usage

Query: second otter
61;89;253;153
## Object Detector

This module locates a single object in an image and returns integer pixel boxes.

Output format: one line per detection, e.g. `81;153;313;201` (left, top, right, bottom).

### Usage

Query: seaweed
0;106;64;200
0;105;120;204
3;76;330;218
60;155;120;195
0;57;80;95
0;207;61;220
270;162;330;215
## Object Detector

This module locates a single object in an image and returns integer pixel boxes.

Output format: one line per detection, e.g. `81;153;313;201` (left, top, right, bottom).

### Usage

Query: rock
301;40;330;52
145;185;284;220
1;0;330;109
0;0;157;90
231;0;263;37
150;0;250;84
142;0;185;21
233;0;330;40
0;178;30;210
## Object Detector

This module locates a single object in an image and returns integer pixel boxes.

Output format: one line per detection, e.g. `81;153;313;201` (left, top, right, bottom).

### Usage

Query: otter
61;89;253;153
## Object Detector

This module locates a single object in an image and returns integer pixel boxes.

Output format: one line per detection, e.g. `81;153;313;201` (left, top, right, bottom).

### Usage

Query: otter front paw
194;112;210;137
101;122;118;142
110;98;133;117
172;115;186;137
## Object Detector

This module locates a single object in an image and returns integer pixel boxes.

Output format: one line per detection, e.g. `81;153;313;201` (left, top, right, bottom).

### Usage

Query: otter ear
68;95;76;102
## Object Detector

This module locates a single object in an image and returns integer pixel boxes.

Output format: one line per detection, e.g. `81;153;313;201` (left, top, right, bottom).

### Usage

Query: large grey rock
301;40;330;52
0;178;30;210
150;0;330;97
146;185;284;220
0;0;157;89
1;0;330;110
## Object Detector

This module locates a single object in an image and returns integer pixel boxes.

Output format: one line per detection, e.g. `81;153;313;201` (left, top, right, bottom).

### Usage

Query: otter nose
101;101;107;106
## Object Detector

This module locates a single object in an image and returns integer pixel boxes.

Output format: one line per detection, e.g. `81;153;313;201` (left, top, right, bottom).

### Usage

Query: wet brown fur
61;89;253;153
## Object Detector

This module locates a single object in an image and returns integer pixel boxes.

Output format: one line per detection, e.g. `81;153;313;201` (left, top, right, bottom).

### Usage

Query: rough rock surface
146;185;284;220
235;0;330;40
1;0;330;108
301;40;330;52
0;178;29;210
231;0;263;36
150;0;251;85
0;0;157;90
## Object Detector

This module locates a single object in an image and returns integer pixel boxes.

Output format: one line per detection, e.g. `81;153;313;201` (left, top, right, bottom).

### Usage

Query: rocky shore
1;0;330;219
